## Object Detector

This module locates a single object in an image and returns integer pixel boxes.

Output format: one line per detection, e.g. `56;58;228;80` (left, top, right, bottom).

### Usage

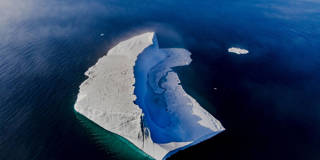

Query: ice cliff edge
74;32;224;160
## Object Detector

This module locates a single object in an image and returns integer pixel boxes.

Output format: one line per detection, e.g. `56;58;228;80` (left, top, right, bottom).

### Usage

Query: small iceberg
228;47;249;54
74;32;224;160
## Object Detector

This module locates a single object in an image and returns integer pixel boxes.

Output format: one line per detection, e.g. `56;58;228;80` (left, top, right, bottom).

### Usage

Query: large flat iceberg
74;32;224;160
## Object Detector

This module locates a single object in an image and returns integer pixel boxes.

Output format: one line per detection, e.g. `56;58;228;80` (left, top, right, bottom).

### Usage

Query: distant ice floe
228;47;249;54
74;32;224;160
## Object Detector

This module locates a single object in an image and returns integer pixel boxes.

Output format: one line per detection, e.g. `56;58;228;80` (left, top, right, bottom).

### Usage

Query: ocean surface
1;0;320;160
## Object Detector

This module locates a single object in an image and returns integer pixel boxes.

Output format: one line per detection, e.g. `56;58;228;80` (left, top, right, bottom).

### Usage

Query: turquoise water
75;113;152;160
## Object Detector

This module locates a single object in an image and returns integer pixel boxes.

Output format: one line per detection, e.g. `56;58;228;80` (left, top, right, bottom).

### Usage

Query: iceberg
228;47;249;54
74;32;224;160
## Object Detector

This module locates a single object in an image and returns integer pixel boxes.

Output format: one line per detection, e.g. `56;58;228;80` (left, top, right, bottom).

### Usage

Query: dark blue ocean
1;0;320;160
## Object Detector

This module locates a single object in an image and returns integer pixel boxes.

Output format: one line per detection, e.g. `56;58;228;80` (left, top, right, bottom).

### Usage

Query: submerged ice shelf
74;32;224;160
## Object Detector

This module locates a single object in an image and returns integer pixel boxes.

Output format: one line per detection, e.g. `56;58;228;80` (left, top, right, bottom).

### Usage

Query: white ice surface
228;47;249;54
74;32;224;160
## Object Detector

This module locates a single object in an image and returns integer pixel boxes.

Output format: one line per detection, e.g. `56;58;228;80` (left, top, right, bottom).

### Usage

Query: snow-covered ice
74;32;224;160
228;47;249;54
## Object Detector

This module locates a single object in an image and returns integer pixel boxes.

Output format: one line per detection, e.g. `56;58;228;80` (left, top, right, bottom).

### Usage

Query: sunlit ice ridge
74;32;224;160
